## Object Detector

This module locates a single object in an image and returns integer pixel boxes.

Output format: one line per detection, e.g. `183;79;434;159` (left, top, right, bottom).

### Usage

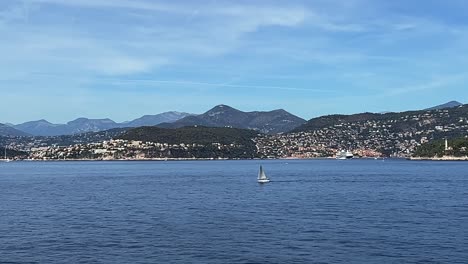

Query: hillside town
2;106;468;160
27;139;255;160
255;108;468;159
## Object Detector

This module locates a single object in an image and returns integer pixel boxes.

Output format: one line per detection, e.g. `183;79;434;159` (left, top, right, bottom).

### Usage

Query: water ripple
0;160;467;263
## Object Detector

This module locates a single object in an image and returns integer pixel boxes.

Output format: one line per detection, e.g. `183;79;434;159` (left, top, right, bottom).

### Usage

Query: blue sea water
0;159;467;263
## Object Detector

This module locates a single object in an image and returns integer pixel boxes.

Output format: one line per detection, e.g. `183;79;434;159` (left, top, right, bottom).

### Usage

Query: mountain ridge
424;101;462;110
6;101;464;137
0;123;31;137
124;111;193;128
158;104;306;134
12;111;193;136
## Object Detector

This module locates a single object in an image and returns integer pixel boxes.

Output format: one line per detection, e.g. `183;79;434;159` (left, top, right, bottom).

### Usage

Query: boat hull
336;150;354;160
257;179;270;183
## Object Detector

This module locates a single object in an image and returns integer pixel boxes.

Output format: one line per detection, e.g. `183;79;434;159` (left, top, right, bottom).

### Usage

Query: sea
1;159;467;264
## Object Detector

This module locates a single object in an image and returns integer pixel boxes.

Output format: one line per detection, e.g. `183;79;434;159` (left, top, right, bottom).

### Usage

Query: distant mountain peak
36;119;50;123
12;112;193;136
165;111;185;115
125;111;194;128
425;101;463;111
270;109;289;114
0;123;31;137
70;117;88;122
210;104;235;111
67;117;89;124
67;117;116;125
18;119;52;125
158;105;306;134
206;105;240;116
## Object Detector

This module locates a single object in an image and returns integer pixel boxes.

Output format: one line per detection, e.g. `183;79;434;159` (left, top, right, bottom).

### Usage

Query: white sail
258;166;270;183
258;166;264;179
3;146;11;162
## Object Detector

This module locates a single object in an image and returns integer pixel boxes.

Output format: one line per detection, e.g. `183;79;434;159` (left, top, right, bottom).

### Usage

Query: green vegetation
38;128;127;146
119;126;259;145
414;137;468;157
117;126;261;159
1;146;28;159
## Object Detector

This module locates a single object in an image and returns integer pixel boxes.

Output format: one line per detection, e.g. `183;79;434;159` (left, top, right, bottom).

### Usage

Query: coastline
8;156;392;162
9;157;306;162
410;156;468;161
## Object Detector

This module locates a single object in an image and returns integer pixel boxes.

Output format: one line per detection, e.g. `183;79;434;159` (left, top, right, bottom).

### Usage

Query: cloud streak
2;0;468;122
100;78;335;93
2;0;311;77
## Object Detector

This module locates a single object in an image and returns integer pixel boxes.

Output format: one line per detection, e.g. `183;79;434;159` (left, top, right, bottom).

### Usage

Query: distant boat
257;165;270;183
336;150;353;160
3;146;11;162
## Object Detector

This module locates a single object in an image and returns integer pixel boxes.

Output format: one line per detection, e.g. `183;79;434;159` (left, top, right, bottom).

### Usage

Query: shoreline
5;157;398;162
410;156;468;161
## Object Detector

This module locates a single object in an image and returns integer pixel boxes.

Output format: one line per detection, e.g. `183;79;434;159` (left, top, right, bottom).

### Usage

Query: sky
1;0;468;124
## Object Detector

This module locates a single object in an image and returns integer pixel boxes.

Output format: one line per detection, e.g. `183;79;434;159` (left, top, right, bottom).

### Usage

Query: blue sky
1;0;468;124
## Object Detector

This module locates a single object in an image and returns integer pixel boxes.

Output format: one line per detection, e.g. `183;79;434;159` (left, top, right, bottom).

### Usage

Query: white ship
336;150;353;160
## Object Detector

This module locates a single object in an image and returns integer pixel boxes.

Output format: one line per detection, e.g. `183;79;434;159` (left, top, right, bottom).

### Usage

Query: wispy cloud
2;0;468;122
25;0;176;12
99;78;335;93
381;74;468;97
15;72;335;93
2;0;311;77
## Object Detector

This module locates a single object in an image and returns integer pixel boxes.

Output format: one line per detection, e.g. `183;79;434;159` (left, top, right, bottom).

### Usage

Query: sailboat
3;146;11;162
257;165;270;183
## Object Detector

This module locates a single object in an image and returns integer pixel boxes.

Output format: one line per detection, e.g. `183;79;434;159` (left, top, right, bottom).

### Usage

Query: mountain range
158;105;306;134
1;101;464;137
10;112;193;136
0;123;30;137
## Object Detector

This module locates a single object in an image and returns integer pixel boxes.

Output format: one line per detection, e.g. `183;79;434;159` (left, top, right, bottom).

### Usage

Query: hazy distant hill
14;118;120;136
0;123;30;137
66;118;120;134
14;119;68;136
376;101;463;114
13;111;193;136
158;105;306;134
124;112;193;127
0;127;129;148
425;101;462;110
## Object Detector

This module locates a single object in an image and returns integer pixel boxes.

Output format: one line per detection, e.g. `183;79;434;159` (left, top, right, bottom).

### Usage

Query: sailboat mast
259;166;267;180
